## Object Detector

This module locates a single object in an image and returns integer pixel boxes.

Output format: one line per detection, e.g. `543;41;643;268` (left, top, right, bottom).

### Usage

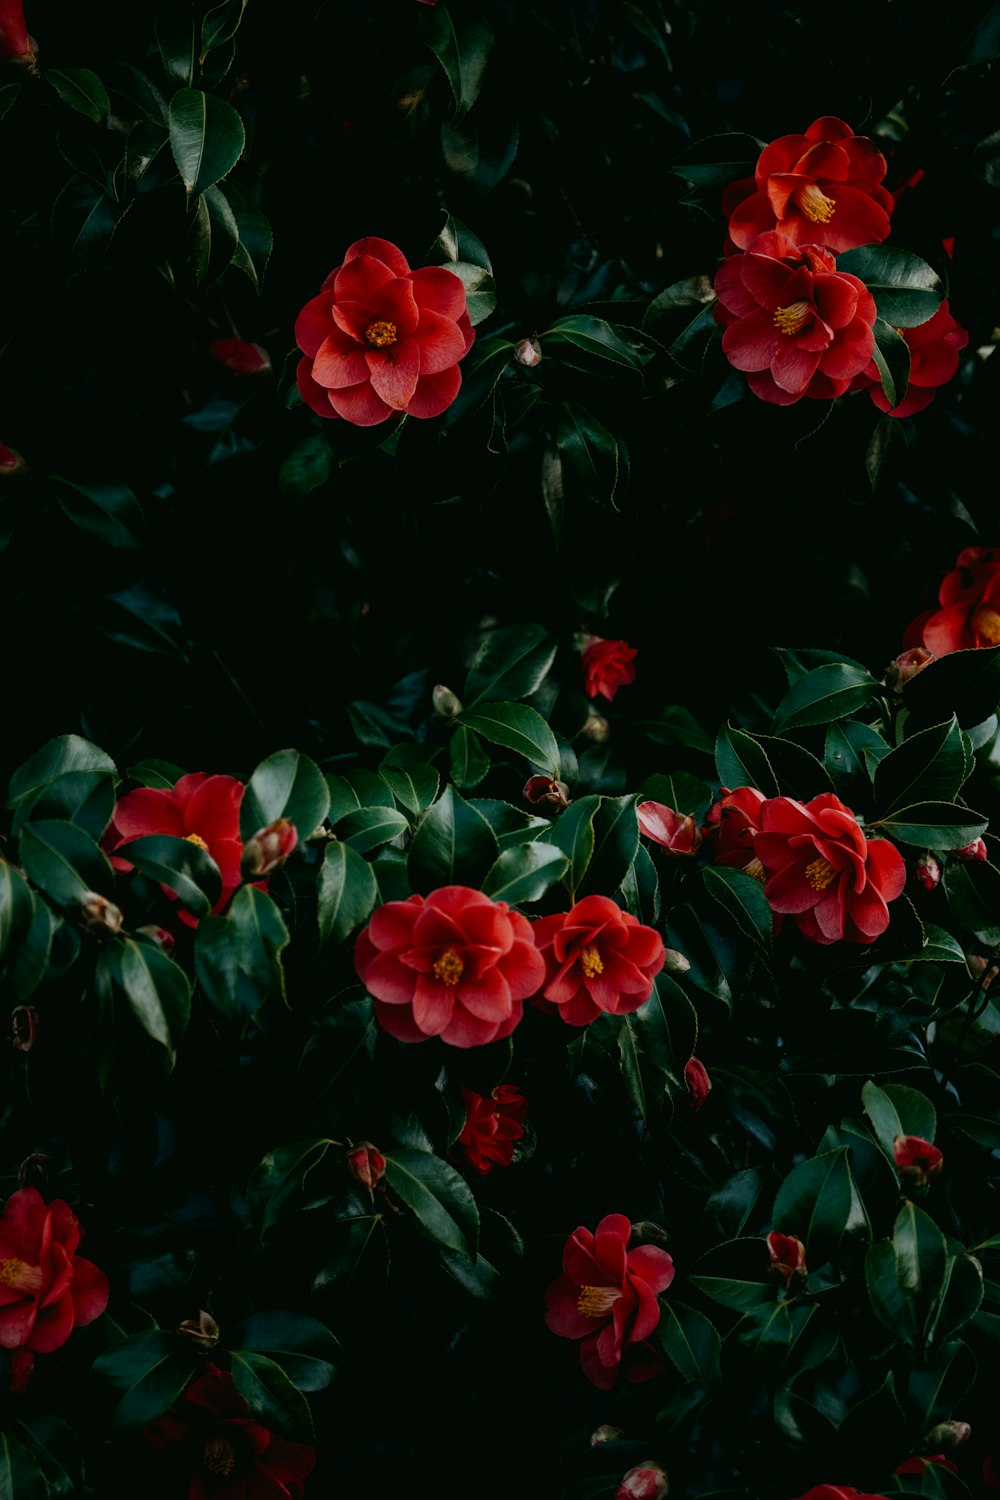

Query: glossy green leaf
578;795;639;899
279;433;333;496
120;833;221;918
464;623;556;706
200;0;249;59
547;793;599;898
862;1079;936;1162
47;67;109;121
481;842;568;904
248;1139;333;1236
443;335;514;424
51;477;144;551
0;860;33;965
639;770;713;824
447;260;496;325
449;725;490;789
870;318;910;409
904;644;1000;728
824;720;890;801
168;88;245;197
551;402;623;509
458;701;561;777
51;177;118;264
772;1148;856;1259
944;856;1000;941
156;11;197;85
657;1300;722;1385
19;819;113;905
240;749;329;843
198;885;289;1018
772;663;879;734
337;806;410;853
752;732;834;798
545;314;644;373
703;866;772;949
230;1351;314;1440
875;801;987;849
715;724;779;798
382;1148;479;1257
837;245;943;327
113;937;192;1051
379;760;439;817
421;4;493;114
408;785;498;892
235;1311;339;1392
326;770;394;824
317;841;378;945
92;1332;200;1428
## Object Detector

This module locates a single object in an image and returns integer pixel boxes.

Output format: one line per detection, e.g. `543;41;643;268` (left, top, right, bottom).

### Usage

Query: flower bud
955;838;987;863
616;1461;669;1500
514;337;542;367
913;854;941;890
0;4;37;69
209;338;272;376
662;947;690;975
0;441;27;477
433;684;463;718
580;709;610;743
18;1154;52;1191
885;647;935;692
590;1425;625;1446
80;891;124;935
767;1231;806;1284
637;802;702;856
346;1142;386;1192
177;1311;221;1349
684;1057;711;1110
925;1421;971;1450
894;1134;943;1189
136;924;176;954
523;775;571;810
11;1006;39;1053
241;818;298;879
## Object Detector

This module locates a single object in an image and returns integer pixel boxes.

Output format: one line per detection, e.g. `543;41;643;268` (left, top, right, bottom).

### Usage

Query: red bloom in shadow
727;117;893;253
457;1084;528;1174
716;234;876;406
295;237;474;426
791;1490;892;1500
904;546;1000;656
0;0;35;64
144;1366;316;1500
754;793;906;945
0;1187;108;1365
105;773;247;929
684;1057;711;1110
354;886;545;1048
582;637;638;701
704;786;768;877
544;1214;675;1389
853;299;968;417
531;896;665;1026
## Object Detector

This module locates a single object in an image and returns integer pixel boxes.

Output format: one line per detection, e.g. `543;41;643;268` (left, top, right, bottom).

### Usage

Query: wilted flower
893;1134;943;1189
523;775;571;809
176;1311;221;1349
79;892;124;934
457;1084;528;1174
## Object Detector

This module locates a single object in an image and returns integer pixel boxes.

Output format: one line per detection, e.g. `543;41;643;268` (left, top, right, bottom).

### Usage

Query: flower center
797;181;836;224
576;1283;622;1318
0;1258;44;1295
974;605;1000;646
185;833;209;852
804;855;836;891
203;1435;236;1478
580;945;604;979
365;319;398;349
743;856;766;884
773;301;811;335
433;947;465;987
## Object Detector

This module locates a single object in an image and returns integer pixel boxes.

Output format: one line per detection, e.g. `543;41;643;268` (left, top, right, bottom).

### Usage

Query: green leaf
894;1202;950;1354
380;760;439;817
6;894;54;1003
874;717;968;814
51;177;118;264
200;0;249;59
317;841;378;945
657;1300;722;1386
408;785;498;893
634;973;698;1087
156;11;197;86
904;644;1000;729
450;725;491;789
862;1079;936;1163
825;720;890;801
229;1351;314;1440
875;801;987;849
235;1311;339;1393
464;623;556;707
0;83;22;124
196;886;289;1019
279;433;333;496
715;724;779;798
443;334;514;424
420;4;494;114
639;770;713;824
0;1432;47;1500
430;212;492;272
51;477;144;551
481;842;568;904
240;748;329;842
837;245;943;327
47;67;109;122
752;732;834;799
248;1139;333;1235
671;130;763;192
458;701;561;777
914;922;967;963
120;833;222;918
703;866;772;949
113;937;192;1051
551;402;623;509
772;1148;856;1260
547;793;600;898
446;260;496;325
772;663;879;734
870;318;910;410
0;860;33;966
545;314;644;373
326;770;394;824
100;584;188;662
382;1148;479;1257
337;806;410;853
168;88;245;197
19;819;113;905
944;856;1000;941
578;795;639;898
91;1331;199;1428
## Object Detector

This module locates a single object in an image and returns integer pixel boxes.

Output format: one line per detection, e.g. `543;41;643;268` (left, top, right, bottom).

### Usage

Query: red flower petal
312;334;370;390
405;364;462;419
366;341;421;411
410;265;468;320
368;275;420;335
414;309;469;375
327;379;395;426
293;292;334;357
344;237;412;277
333;254;395;305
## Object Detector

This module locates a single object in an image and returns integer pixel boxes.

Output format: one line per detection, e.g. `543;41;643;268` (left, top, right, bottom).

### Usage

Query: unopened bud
241;818;298;879
0;441;27;477
177;1311;221;1348
662;947;690;974
433;684;463;717
955;838;987;863
209;338;272;376
523;775;571;810
590;1425;625;1446
514;337;542;368
894;1134;943;1189
136;924;176;954
767;1231;807;1284
616;1462;669;1500
11;1006;39;1053
0;4;38;72
684;1057;711;1110
925;1421;971;1450
346;1142;386;1192
581;709;610;743
80;892;124;935
18;1154;52;1191
913;854;941;890
886;647;935;692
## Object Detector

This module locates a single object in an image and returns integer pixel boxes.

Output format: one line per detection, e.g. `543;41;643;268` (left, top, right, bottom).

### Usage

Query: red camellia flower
346;1143;386;1192
727;117;893;253
0;0;35;64
581;637;638;701
767;1231;807;1285
885;646;935;691
790;1489;890;1500
531;896;665;1027
544;1213;675;1389
913;854;941;891
145;1366;316;1500
715;234;876;406
893;1134;943;1189
615;1462;670;1500
704;786;768;877
209;338;272;377
895;1456;957;1477
457;1083;528;1174
294;237;474;426
684;1057;711;1110
853;300;968;417
636;802;702;855
906;546;1000;656
0;1187;109;1369
354;886;545;1048
105;773;247;928
754;793;906;944
955;838;987;862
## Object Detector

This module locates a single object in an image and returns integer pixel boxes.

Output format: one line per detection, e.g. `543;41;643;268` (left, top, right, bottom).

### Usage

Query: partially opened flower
704;787;768;876
532;896;665;1026
209;338;272;376
581;637;638;701
0;1187;109;1368
457;1083;528;1174
637;802;701;855
853;299;968;417
295;237;474;426
906;547;1000;656
893;1134;943;1189
544;1214;675;1389
767;1231;806;1285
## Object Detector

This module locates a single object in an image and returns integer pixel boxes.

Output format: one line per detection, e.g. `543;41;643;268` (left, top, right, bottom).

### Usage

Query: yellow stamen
974;605;1000;646
773;301;810;335
577;1284;622;1318
797;182;836;224
743;856;766;885
365;319;398;349
580;945;604;979
203;1436;236;1477
805;855;836;891
0;1258;44;1295
433;947;464;987
185;833;209;852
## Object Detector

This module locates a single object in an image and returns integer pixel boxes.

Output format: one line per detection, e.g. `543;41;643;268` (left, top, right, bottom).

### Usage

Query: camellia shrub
3;0;1000;1498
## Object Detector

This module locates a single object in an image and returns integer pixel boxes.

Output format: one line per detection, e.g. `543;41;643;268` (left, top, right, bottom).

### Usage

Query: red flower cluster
457;1083;528;1174
0;1187;109;1379
852;299;968;417
105;772;248;928
544;1213;675;1389
295;237;474;426
532;896;665;1026
145;1367;316;1500
354;886;544;1048
581;637;637;701
905;546;1000;656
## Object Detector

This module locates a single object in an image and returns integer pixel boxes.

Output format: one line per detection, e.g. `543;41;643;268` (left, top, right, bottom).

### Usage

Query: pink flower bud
684;1057;711;1110
590;1425;625;1446
346;1142;386;1192
80;891;124;934
0;1;37;67
767;1231;806;1283
637;802;702;856
885;647;935;691
662;947;690;974
11;1006;39;1053
0;441;27;476
136;924;176;954
615;1462;669;1500
514;337;542;367
209;338;272;376
433;684;463;717
955;838;987;863
894;1134;943;1188
177;1311;221;1349
523;775;571;810
241;818;298;879
581;709;610;743
17;1154;51;1190
913;854;941;890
